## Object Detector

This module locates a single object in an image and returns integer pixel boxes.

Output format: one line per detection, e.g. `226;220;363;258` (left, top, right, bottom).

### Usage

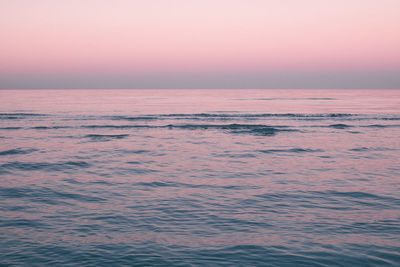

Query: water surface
1;89;400;266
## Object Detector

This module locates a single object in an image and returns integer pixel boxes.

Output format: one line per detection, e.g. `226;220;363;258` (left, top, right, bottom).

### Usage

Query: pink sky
1;0;400;73
0;0;399;88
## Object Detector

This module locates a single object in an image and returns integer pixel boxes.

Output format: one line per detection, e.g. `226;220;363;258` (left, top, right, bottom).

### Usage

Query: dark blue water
1;89;400;266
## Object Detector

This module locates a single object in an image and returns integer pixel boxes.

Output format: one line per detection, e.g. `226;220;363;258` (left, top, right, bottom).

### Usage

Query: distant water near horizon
1;89;399;266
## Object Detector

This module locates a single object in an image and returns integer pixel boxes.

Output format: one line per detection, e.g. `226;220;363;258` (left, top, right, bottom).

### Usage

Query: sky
0;0;399;89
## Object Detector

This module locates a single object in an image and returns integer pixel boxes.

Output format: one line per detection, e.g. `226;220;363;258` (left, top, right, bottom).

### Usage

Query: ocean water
0;89;399;266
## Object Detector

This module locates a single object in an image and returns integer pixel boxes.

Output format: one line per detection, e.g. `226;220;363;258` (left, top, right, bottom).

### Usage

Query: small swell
0;127;23;130
108;115;159;121
258;148;323;154
0;113;47;120
329;124;352;129
166;123;296;136
227;124;297;136
350;147;397;152
0;113;46;116
0;148;38;156
133;181;176;187
89;113;357;121
231;127;280;136
381;117;400;120
122;149;151;154
31;126;71;130
83;113;400;123
0;218;45;228
0;161;90;172
214;152;257;158
362;124;400;128
82;125;150;129
84;134;129;140
166;123;268;130
119;167;158;174
132;181;258;190
161;113;354;118
318;190;400;203
0;186;105;203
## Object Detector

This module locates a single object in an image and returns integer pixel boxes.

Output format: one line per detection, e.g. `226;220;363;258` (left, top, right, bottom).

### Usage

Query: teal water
0;89;400;266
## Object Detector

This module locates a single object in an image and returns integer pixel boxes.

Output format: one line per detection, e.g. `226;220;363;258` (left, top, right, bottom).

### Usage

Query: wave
84;134;130;140
2;112;399;123
164;123;287;129
255;190;400;208
91;113;358;122
314;190;400;203
132;181;259;190
164;124;297;136
78;123;297;136
0;186;105;203
0;127;23;130
31;126;71;130
161;113;355;118
117;167;158;174
305;123;400;129
0;148;38;156
361;124;400;128
121;149;151;154
0;113;47;120
21;123;283;137
0;113;46;116
107;115;159;121
0;161;90;172
257;148;323;154
21;122;397;132
328;124;353;129
82;125;149;129
230;128;286;136
381;117;400;120
213;152;257;158
350;147;398;152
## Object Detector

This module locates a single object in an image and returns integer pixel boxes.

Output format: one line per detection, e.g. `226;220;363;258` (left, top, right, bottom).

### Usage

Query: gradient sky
1;0;399;89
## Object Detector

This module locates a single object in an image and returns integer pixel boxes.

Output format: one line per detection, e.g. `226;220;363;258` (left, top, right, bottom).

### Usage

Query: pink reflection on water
0;89;399;252
1;89;400;115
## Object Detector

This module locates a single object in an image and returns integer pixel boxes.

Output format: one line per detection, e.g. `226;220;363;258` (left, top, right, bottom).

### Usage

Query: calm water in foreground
0;89;399;266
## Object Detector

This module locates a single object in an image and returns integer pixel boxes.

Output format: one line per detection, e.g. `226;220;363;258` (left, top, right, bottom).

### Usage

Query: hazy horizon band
1;0;399;89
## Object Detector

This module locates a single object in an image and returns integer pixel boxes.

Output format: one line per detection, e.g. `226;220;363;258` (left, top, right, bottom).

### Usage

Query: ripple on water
83;134;130;141
0;148;38;156
0;161;91;172
0;186;106;204
1;93;400;266
257;148;323;154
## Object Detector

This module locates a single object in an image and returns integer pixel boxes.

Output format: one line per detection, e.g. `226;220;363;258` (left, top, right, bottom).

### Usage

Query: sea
0;89;399;266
